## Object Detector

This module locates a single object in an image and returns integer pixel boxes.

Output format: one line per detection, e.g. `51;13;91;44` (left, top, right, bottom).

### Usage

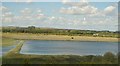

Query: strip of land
4;41;24;57
2;33;119;42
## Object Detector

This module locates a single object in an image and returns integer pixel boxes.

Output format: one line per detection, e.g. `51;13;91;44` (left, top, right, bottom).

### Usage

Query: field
2;33;119;42
2;38;17;47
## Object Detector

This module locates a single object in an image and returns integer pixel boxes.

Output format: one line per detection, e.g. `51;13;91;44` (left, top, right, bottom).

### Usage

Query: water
0;45;16;56
1;40;20;56
20;40;118;55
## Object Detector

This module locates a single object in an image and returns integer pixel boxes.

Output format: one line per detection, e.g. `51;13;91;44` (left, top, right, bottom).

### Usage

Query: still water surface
1;45;16;56
20;40;118;55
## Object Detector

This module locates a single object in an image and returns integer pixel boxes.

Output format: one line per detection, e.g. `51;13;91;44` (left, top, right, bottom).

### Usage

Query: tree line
2;26;119;38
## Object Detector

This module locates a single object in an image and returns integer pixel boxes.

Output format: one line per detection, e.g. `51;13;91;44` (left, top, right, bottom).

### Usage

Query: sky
1;0;119;31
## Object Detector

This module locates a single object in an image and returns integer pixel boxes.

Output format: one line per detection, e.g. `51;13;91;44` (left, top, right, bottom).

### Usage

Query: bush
103;52;116;63
71;37;74;39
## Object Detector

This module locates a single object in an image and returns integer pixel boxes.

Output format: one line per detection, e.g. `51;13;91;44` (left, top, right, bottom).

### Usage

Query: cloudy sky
1;0;119;31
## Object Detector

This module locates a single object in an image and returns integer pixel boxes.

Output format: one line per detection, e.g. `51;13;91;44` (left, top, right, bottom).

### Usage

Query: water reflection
20;40;118;55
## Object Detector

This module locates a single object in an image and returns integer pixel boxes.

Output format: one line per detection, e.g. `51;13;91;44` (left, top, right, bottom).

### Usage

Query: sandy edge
2;33;119;42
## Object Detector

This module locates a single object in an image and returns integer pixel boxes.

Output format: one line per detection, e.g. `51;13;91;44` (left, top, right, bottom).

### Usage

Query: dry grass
1;38;17;47
2;33;119;42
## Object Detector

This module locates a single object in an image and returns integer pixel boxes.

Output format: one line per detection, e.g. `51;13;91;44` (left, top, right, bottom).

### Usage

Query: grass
3;53;118;64
2;38;17;47
3;41;24;57
2;33;119;42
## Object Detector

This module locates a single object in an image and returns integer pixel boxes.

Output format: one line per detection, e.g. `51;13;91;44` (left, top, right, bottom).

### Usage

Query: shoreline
2;33;119;42
4;41;24;57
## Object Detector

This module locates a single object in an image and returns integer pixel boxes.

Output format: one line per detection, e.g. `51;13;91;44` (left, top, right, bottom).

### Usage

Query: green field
2;38;17;47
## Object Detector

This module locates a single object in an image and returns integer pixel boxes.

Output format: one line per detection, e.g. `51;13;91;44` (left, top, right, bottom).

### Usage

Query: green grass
2;38;17;47
2;54;118;64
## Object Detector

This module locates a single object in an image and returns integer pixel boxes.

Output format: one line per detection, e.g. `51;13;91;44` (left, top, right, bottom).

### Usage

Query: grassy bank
3;54;118;64
2;38;20;47
2;33;119;42
4;41;24;57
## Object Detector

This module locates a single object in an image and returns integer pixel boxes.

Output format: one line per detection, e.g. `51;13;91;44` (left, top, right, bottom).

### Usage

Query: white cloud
104;6;116;14
60;0;117;17
0;6;9;12
2;12;14;22
21;8;32;15
3;12;13;17
35;13;46;20
37;9;42;13
2;17;13;22
1;6;13;23
60;5;100;16
20;8;34;21
63;0;88;7
26;0;33;3
61;0;71;4
48;16;56;20
2;7;47;24
19;8;46;21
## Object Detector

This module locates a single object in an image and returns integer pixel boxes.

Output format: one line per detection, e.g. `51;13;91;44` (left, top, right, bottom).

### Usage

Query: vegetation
2;38;17;47
2;33;118;42
2;52;118;64
2;26;119;38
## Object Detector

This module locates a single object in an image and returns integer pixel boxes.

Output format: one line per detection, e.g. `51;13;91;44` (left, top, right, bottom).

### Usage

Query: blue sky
1;0;118;31
2;0;120;2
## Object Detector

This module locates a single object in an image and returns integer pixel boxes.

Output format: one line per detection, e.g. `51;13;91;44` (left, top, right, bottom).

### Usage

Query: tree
71;37;74;39
103;52;115;63
28;26;35;29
